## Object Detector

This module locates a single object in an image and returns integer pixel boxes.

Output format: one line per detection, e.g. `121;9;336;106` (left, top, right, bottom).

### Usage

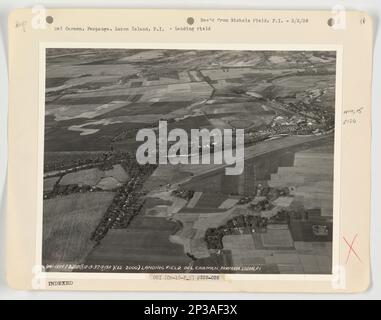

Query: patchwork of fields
43;49;336;274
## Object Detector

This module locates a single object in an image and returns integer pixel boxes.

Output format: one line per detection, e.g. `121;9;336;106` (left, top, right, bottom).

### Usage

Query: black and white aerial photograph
42;48;336;274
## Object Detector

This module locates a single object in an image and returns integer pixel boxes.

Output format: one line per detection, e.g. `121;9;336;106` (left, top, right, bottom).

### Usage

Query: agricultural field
44;164;129;193
60;168;103;186
43;192;115;267
43;176;60;192
85;216;191;269
43;48;336;274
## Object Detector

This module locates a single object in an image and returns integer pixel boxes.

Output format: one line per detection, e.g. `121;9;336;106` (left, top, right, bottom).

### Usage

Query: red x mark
343;234;362;264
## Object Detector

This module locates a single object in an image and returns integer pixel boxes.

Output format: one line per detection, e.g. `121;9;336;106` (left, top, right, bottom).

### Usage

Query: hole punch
46;16;54;24
327;18;335;27
187;17;195;25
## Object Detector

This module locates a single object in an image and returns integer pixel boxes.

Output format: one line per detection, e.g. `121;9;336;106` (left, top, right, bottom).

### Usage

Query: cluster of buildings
171;188;195;201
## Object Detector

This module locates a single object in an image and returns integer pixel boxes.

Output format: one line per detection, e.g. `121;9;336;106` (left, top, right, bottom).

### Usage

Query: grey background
0;0;379;300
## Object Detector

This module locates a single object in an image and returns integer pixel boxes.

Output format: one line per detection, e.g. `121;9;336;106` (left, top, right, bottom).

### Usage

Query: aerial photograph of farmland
43;48;336;274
